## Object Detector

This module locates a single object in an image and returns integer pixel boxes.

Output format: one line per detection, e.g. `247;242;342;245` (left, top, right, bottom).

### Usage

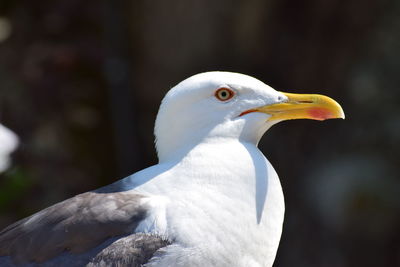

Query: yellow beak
255;92;345;121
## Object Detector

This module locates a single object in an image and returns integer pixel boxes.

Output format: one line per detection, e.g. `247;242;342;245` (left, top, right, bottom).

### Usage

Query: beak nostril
297;100;313;104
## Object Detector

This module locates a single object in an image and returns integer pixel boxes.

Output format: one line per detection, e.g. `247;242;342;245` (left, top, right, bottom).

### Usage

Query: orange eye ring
215;88;235;101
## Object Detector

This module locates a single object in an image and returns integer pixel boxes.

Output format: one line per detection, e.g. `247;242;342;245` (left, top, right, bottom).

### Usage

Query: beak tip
338;107;345;120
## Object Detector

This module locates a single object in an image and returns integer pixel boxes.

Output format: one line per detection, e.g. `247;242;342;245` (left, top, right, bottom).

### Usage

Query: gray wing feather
0;190;164;266
87;233;170;267
0;234;170;267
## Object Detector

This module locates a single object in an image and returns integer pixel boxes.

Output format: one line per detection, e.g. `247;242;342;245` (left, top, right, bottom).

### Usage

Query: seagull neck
156;126;213;163
157;136;254;164
155;117;275;163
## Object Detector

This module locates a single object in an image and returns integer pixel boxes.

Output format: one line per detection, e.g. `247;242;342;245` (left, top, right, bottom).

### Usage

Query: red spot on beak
308;108;332;121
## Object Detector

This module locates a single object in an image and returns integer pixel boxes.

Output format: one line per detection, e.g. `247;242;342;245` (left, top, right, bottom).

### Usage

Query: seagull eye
215;88;235;101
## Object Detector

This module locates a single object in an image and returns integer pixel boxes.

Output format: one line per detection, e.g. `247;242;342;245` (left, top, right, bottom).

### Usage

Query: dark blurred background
0;0;399;266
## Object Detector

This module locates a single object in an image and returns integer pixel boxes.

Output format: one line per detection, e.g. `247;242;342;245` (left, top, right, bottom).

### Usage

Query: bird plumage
0;71;343;266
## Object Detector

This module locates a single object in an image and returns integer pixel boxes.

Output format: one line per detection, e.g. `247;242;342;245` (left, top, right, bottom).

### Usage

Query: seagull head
155;71;344;162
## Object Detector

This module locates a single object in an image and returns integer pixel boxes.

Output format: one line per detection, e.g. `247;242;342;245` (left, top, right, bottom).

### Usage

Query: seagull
0;123;18;173
0;71;344;267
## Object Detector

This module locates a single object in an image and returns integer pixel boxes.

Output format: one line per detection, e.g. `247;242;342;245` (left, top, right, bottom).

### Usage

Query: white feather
120;71;286;266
